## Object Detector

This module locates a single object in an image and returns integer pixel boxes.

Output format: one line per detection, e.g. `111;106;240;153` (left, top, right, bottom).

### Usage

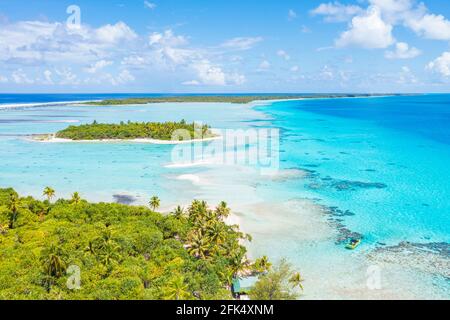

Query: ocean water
0;94;448;299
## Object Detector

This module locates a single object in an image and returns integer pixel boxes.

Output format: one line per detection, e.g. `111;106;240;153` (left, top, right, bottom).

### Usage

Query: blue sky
1;0;450;93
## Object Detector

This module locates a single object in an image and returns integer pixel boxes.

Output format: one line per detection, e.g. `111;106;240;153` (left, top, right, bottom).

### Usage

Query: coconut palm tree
171;205;185;219
253;255;272;273
187;231;209;259
188;200;208;223
162;276;191;300
43;187;55;202
289;272;305;291
71;192;81;206
8;194;21;229
40;245;67;278
206;221;227;245
149;196;160;211
215;201;231;220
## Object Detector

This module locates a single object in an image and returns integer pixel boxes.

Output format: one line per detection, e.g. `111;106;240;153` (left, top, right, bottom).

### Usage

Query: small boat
345;238;361;250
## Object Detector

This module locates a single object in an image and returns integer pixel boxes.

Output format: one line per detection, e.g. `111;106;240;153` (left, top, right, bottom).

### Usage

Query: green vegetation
0;188;277;300
55;120;215;141
84;94;391;106
249;259;303;300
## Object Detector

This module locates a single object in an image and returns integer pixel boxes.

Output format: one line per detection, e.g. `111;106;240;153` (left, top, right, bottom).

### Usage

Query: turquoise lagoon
0;95;449;299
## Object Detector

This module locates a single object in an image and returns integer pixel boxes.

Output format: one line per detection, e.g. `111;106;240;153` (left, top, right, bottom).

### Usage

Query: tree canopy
0;188;262;300
55;120;215;141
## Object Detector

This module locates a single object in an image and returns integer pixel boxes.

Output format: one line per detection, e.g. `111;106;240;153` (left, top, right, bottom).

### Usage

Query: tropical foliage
0;187;265;300
55;120;215;141
249;259;303;300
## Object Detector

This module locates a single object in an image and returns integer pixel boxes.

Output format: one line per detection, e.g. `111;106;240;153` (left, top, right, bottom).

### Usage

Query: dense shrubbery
55;120;214;141
0;188;268;300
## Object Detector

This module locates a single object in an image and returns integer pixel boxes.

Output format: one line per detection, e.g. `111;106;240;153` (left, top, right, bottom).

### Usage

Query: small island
33;120;219;143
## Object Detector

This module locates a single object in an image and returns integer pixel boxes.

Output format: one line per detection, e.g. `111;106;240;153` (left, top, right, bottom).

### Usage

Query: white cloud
43;70;53;84
11;69;34;84
144;1;156;10
258;60;271;70
55;68;79;85
288;9;297;21
121;55;148;67
277;50;291;61
149;29;188;47
0;75;8;83
190;60;238;86
84;60;113;74
290;65;300;72
95;22;137;44
427;52;450;77
385;42;421;59
301;25;311;33
220;37;263;51
0;20;138;66
319;65;334;80
115;69;135;84
406;14;450;41
182;80;200;86
311;1;363;22
335;7;395;49
397;66;418;84
369;0;415;23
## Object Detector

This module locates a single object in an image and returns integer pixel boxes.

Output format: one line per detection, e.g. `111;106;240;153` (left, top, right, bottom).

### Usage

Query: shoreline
28;133;222;145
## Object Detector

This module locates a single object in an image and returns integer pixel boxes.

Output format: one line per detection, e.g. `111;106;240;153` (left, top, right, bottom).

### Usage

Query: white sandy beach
29;134;223;145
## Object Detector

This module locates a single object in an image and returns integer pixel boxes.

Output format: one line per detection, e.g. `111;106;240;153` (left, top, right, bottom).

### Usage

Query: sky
1;0;450;93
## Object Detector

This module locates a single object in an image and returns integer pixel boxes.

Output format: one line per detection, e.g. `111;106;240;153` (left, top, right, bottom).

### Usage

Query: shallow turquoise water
0;96;448;299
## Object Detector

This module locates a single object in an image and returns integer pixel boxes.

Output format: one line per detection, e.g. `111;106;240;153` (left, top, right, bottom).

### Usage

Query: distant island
33;120;218;143
84;94;397;106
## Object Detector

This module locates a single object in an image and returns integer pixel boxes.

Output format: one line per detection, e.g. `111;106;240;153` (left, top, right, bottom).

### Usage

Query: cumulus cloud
0;20;138;66
95;22;137;44
385;42;421;59
0;21;245;88
311;1;363;22
335;7;395;49
189;60;245;86
427;52;450;77
406;13;450;40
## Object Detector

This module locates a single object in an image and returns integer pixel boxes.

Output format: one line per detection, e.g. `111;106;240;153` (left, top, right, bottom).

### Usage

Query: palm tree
254;255;272;273
71;192;81;206
187;231;209;259
43;187;55;202
289;272;305;291
149;196;160;211
40;245;67;278
206;222;227;246
8;194;21;229
215;201;231;220
171;205;185;219
162;276;191;300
